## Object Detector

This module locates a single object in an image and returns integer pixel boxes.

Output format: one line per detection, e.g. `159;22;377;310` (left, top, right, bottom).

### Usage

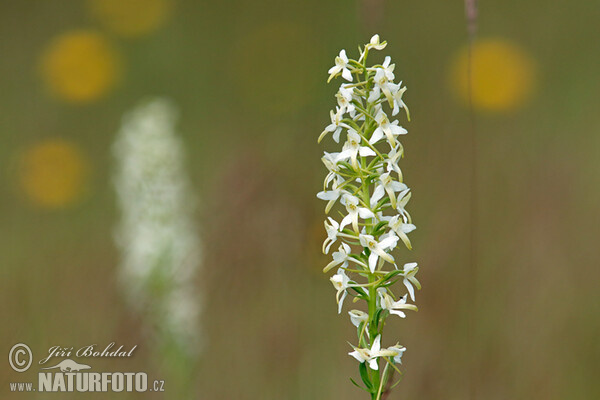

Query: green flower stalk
318;35;420;399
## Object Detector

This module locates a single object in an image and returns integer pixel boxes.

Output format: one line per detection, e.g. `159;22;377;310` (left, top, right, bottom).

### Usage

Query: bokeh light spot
450;38;537;112
40;31;121;103
88;0;173;37
232;22;317;116
18;139;90;209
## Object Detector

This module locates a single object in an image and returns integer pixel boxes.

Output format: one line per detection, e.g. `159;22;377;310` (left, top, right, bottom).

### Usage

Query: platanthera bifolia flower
317;35;421;399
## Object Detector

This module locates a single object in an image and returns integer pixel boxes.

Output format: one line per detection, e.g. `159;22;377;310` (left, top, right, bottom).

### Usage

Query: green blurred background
2;0;600;399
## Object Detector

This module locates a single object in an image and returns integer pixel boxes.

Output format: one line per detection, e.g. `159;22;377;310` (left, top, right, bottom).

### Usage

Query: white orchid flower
349;335;397;370
384;144;404;178
328;49;353;82
367;84;393;107
359;233;397;273
330;268;355;313
348;334;382;370
388;214;416;250
321;151;341;186
370;172;408;209
324;242;370;273
317;176;349;214
367;57;394;85
322;217;340;254
376;56;396;81
337;129;376;169
321;151;340;170
387;344;406;364
369;110;408;148
400;262;421;301
323;242;351;273
390;81;410;119
366;58;395;106
319;107;348;143
339;194;375;233
395;188;412;223
377;288;418;318
359;35;388;63
348;309;369;328
379;232;400;251
368;86;382;103
367;34;387;51
336;85;357;118
376;61;395;101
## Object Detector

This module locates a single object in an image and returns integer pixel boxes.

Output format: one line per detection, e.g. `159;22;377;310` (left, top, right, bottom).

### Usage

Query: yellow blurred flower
450;38;537;112
40;31;121;103
232;22;316;116
88;0;173;37
18;140;90;208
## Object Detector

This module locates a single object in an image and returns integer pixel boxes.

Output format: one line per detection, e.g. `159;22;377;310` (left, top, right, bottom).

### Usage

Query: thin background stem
464;0;479;399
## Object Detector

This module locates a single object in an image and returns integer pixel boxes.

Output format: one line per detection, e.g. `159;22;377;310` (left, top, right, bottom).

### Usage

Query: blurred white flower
113;98;203;353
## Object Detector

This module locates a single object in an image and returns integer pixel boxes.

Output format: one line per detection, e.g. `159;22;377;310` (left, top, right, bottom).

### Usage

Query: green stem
367;275;380;396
